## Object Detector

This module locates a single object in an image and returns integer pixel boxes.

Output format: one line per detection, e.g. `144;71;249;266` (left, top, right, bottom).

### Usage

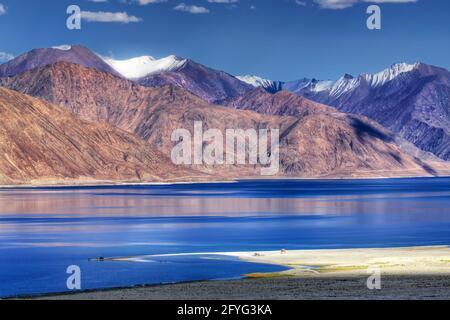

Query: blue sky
0;0;448;80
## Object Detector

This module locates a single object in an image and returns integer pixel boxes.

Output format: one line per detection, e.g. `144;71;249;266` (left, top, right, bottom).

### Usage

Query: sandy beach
31;246;450;300
223;246;450;277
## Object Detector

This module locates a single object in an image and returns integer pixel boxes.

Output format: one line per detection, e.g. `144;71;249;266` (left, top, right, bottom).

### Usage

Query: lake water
1;178;450;297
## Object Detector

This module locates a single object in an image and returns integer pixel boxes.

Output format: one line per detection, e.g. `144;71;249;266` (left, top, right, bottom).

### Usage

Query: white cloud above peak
295;1;307;6
81;11;142;23
314;0;418;10
134;0;168;5
207;0;238;3
174;3;210;14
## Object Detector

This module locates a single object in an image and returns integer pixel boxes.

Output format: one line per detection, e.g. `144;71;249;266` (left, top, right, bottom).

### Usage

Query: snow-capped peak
103;55;187;79
363;63;419;87
237;75;274;88
309;80;334;93
306;63;420;96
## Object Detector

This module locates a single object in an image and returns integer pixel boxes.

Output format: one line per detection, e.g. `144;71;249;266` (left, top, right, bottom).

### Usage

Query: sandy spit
24;246;450;300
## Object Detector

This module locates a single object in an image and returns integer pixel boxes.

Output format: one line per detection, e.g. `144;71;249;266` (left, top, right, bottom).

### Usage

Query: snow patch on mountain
363;63;420;88
309;80;334;93
237;75;275;88
104;55;187;79
52;45;72;51
281;78;312;93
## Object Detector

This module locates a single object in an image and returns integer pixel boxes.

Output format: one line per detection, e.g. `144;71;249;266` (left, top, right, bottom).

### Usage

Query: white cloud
369;0;417;3
0;52;14;63
207;0;238;9
134;0;168;5
174;3;210;14
81;11;143;23
315;0;417;10
0;3;6;16
315;0;357;9
207;0;238;3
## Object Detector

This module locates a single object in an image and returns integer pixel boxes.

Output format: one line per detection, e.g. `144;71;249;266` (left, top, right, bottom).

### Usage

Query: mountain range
0;45;449;184
240;63;450;161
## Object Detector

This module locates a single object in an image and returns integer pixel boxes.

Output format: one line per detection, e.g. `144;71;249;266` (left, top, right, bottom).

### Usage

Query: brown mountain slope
1;62;449;179
221;87;333;117
279;113;443;177
137;92;448;178
0;87;196;185
0;61;148;125
221;86;446;161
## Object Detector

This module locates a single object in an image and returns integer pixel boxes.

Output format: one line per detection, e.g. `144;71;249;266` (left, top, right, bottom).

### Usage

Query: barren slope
0;87;195;185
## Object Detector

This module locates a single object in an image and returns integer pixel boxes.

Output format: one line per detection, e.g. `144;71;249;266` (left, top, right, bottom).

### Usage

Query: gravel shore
35;274;450;300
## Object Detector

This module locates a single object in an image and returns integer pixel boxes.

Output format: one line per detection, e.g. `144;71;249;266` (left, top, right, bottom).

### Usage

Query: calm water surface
1;178;450;297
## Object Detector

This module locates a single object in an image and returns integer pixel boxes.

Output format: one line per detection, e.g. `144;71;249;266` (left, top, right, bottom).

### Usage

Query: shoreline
13;245;450;300
1;175;450;189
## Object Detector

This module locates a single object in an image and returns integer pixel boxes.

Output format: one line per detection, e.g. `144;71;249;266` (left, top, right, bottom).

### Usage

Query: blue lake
1;178;450;297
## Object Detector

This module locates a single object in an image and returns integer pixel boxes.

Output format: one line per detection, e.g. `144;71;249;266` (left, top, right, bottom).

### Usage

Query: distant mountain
136;59;253;103
243;63;450;161
294;63;450;160
104;55;187;79
238;74;320;94
0;45;121;77
0;87;194;185
298;63;421;99
1;61;446;179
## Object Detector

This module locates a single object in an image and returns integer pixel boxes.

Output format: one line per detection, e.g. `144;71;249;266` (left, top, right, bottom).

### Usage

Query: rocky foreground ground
34;275;450;300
